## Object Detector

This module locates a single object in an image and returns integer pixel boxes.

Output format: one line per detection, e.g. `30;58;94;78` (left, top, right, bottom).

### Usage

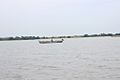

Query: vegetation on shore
0;33;120;41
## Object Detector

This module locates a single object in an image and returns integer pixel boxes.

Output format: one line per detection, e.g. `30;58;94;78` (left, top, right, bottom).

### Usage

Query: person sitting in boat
51;39;53;42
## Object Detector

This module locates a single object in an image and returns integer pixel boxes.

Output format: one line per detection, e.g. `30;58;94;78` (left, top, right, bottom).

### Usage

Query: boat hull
39;40;63;44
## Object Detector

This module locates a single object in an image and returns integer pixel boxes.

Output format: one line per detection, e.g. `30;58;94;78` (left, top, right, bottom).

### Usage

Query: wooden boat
39;39;64;44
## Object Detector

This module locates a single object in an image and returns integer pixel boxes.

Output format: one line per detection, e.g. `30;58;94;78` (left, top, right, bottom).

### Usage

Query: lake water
0;37;120;80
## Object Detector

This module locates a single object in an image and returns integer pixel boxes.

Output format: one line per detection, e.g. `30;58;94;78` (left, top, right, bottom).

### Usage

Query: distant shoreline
0;33;120;41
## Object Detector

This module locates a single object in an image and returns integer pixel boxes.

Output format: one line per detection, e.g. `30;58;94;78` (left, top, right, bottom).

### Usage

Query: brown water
0;37;120;80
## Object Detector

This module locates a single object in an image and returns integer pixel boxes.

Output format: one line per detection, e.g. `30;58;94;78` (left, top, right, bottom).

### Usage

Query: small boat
39;39;64;44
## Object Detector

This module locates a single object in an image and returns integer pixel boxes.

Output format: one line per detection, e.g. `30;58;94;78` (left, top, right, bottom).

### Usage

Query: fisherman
51;39;53;42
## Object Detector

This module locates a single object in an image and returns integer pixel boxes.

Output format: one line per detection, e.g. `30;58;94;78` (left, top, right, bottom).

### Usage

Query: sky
0;0;120;37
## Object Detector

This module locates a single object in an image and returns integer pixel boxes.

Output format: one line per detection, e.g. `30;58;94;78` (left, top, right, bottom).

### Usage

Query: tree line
0;33;120;41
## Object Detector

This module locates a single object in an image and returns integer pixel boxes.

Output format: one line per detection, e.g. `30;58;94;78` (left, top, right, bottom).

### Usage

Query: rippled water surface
0;37;120;80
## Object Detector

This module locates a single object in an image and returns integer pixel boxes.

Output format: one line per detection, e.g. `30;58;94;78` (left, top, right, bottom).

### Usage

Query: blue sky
0;0;120;37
